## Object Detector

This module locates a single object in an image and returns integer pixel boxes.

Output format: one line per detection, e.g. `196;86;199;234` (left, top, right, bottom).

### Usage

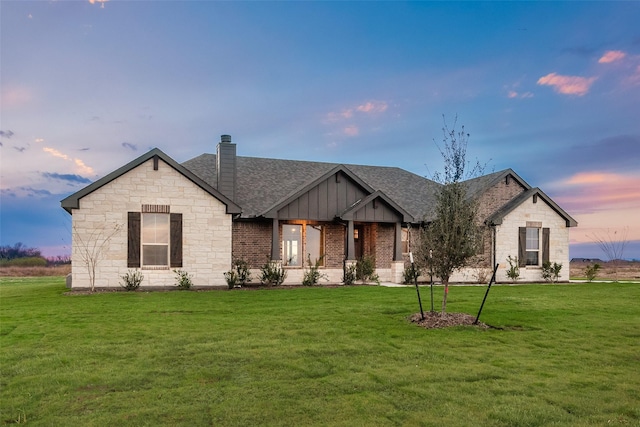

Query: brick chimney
216;134;236;201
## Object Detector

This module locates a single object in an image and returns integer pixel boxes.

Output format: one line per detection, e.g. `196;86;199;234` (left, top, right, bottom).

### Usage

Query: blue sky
1;1;639;259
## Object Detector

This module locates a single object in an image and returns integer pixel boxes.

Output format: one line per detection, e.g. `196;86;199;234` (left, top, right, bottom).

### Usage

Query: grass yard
1;279;639;426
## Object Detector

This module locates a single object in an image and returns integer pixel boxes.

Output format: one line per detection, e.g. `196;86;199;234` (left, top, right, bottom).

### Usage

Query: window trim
127;209;182;269
281;222;326;268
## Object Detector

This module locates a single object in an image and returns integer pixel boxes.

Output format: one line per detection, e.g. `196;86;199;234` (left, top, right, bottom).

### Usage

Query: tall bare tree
417;115;486;313
589;227;629;281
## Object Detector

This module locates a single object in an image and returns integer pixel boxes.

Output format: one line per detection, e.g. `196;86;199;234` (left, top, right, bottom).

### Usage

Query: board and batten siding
276;172;369;220
70;157;233;288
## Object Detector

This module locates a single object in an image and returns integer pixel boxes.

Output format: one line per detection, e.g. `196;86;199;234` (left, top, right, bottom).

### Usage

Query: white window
282;223;325;267
283;225;302;266
525;227;539;266
142;213;169;267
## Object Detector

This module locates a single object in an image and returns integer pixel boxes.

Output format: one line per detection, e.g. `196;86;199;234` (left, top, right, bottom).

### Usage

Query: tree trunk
441;278;449;313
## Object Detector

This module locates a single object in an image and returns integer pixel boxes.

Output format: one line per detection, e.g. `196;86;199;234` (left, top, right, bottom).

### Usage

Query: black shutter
170;213;183;268
518;227;526;267
128;212;141;268
542;228;550;263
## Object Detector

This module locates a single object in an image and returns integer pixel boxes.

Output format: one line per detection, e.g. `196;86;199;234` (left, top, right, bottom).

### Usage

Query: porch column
271;218;280;261
394;222;402;261
346;220;355;260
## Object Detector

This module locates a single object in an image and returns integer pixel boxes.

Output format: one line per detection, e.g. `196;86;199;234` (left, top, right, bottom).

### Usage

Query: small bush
260;259;287;286
174;269;193;290
234;259;251;285
224;270;238;289
506;255;520;282
542;261;563;283
224;259;251;289
302;255;327;286
343;263;357;286
403;264;420;284
356;255;379;284
120;269;144;291
585;263;601;282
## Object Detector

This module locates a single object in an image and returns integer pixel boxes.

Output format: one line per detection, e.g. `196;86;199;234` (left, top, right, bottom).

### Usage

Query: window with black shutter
128;206;182;269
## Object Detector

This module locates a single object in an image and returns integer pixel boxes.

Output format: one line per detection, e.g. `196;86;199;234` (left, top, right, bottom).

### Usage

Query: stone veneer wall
492;195;570;283
70;158;233;288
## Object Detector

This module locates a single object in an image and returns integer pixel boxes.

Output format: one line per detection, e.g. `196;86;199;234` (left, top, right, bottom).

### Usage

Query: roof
182;154;442;221
486;187;578;227
61;148;242;215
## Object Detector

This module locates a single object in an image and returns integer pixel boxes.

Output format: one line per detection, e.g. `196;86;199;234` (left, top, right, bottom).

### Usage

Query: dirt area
409;311;489;329
569;260;640;281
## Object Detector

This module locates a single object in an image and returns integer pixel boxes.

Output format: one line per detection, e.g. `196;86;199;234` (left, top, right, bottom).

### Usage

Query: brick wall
324;224;345;268
476;175;526;222
375;223;395;267
232;221;272;268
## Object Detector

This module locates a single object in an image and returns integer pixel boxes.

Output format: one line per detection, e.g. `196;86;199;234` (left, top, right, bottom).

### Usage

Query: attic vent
142;204;170;213
533;194;538;204
506;175;511;185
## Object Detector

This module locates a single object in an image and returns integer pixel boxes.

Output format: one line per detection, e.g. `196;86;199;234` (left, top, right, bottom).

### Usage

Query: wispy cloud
88;0;108;8
122;142;137;151
598;50;626;64
0;86;33;108
326;100;389;123
507;90;534;99
343;125;359;137
0;130;15;139
324;100;389;137
41;172;92;184
1;186;53;198
43;147;95;176
537;73;597;96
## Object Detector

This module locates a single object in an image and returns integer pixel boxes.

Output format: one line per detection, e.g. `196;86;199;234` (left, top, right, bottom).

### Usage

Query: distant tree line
0;243;70;266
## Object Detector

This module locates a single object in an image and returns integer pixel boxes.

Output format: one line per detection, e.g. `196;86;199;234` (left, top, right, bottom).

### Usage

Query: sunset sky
1;1;639;259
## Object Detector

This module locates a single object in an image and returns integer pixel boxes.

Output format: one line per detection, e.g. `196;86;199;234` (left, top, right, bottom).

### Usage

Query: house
61;135;577;288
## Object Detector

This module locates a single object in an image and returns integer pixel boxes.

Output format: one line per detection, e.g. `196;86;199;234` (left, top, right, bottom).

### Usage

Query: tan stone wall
71;158;233;288
493;196;570;282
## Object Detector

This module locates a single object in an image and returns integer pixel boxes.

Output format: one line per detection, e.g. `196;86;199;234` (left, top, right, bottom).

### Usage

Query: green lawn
1;278;639;426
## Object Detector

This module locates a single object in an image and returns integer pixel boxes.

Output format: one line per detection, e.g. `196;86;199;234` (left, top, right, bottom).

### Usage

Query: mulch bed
409;311;490;329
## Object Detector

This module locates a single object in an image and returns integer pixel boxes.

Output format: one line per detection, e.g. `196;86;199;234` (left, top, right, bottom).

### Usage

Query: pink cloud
598;50;627;64
554;172;640;213
507;90;533;99
43;147;94;175
356;101;388;114
537;73;597;96
343;125;359;137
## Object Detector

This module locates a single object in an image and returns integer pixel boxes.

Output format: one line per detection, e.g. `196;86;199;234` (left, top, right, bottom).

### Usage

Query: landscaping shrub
302;255;327;286
120;269;144;291
506;255;520;282
174;269;193;289
343;263;357;286
224;259;251;289
260;259;287;286
356;255;379;284
542;261;563;283
585;263;601;282
403;264;420;284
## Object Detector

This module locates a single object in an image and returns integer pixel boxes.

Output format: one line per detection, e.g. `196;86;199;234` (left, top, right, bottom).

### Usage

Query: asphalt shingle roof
183;154;450;221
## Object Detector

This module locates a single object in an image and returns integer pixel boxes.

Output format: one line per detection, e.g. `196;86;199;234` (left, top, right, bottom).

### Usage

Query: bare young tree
73;223;122;291
589;227;629;281
416;115;486;313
